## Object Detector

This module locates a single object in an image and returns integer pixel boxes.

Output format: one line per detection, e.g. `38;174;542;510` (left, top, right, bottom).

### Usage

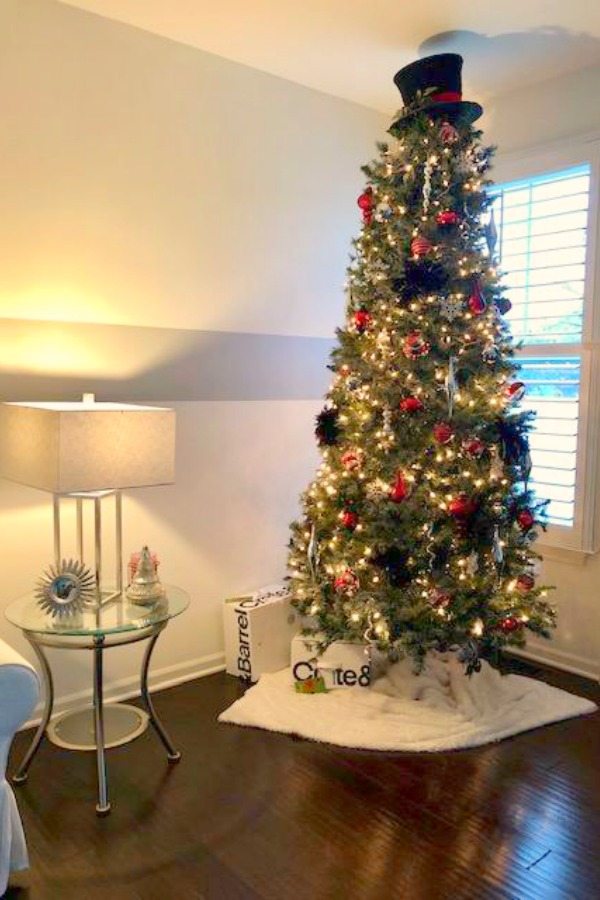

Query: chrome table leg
93;635;111;815
141;628;181;763
13;637;54;784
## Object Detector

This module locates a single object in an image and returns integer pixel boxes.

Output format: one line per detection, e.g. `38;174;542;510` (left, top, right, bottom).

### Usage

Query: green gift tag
295;675;328;694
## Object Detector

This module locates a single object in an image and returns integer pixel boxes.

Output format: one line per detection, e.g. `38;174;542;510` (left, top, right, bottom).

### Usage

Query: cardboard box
224;584;298;682
291;634;371;689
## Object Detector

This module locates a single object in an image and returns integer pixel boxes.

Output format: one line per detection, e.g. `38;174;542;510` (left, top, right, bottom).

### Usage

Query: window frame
490;137;600;553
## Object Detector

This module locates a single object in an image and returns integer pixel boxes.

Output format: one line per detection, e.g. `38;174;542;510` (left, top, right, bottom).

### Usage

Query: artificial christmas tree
288;54;555;674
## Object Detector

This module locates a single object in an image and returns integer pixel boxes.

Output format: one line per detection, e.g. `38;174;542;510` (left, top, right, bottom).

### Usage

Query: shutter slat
530;483;576;503
509;309;582;323
531;467;576;486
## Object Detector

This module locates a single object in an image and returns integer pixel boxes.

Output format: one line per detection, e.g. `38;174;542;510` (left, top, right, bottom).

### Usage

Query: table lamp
0;394;175;607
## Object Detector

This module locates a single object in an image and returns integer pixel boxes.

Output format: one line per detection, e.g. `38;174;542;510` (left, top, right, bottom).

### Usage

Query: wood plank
6;658;599;900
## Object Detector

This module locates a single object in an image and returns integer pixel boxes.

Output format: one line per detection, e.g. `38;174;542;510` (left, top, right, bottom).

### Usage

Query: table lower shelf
47;703;149;751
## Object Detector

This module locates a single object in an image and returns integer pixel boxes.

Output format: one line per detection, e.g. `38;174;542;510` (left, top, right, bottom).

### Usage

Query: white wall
0;0;386;711
484;64;600;679
483;61;600;154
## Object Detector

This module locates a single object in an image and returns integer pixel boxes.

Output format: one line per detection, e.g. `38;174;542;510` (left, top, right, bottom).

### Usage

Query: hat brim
389;100;483;136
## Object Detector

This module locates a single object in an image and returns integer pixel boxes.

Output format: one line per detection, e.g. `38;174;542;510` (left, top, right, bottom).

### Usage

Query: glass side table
5;585;189;815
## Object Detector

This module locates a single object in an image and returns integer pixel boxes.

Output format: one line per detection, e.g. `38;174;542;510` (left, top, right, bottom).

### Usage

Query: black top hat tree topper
389;53;482;136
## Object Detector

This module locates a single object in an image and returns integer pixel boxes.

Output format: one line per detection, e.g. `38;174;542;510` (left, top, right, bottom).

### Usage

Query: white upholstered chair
0;638;39;896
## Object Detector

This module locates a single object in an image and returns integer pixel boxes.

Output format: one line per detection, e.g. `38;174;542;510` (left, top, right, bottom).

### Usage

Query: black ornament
496;420;530;474
469;510;495;546
315;407;340;446
430;544;450;579
458;639;482;675
403;260;448;297
482;343;499;364
495;296;512;315
373;547;412;587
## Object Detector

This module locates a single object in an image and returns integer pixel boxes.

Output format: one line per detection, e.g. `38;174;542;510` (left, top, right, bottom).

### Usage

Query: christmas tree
288;54;555;673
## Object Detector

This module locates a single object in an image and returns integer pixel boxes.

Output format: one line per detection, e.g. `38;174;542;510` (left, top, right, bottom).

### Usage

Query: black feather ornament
315;407;340;446
373;547;412;587
496;420;530;473
403;260;448;297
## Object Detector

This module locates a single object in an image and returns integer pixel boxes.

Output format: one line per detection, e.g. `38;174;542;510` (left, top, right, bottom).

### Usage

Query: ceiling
59;1;600;112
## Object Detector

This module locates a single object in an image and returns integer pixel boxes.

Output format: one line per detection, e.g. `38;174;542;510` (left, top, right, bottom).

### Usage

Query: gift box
224;584;298;683
291;634;371;689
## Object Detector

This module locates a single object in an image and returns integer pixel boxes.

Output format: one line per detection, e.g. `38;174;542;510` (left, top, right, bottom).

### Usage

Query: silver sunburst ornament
35;559;96;618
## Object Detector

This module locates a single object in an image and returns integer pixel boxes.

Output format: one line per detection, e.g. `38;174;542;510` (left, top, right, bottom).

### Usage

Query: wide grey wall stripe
0;318;334;402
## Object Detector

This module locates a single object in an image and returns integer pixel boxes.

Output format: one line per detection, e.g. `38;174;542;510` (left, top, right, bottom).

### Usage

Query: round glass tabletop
5;584;189;637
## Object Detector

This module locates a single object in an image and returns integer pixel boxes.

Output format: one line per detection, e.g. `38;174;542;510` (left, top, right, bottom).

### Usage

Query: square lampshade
0;400;176;493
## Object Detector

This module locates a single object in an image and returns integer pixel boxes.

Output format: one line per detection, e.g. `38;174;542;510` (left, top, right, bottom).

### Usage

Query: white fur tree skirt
219;654;597;752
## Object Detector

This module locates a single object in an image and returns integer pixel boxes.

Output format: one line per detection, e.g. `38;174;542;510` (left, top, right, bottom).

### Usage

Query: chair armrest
0;640;40;739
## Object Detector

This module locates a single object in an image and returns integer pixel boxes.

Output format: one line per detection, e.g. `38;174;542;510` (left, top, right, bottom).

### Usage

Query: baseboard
20;651;226;730
508;643;599;682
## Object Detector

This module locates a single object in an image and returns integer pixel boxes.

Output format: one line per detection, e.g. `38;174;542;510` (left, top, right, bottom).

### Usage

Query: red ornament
504;381;526;402
462;436;486;458
467;282;487;315
440;121;460;144
498;616;522;635
341;448;365;473
389;471;409;503
517;509;535;531
429;587;452;610
400;396;424;414
403;330;431;359
357;187;374;212
340;509;358;531
352;308;372;333
334;569;359;595
433;422;454;445
516;574;535;594
448;494;476;518
362;210;373;225
435;210;460;227
410;236;433;258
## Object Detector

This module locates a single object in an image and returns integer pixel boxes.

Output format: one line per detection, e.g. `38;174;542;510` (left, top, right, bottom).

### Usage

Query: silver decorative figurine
126;546;165;606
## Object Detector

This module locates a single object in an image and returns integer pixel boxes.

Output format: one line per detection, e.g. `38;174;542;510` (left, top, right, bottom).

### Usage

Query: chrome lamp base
53;489;123;607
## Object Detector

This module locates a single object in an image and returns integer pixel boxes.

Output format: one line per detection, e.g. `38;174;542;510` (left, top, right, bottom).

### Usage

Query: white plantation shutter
517;357;580;526
489;164;593;534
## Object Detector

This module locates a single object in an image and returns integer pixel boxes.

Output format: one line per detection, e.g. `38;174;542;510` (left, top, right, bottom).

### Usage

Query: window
489;150;599;551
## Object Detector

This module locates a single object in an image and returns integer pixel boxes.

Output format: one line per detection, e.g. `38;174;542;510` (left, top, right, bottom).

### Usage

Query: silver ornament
489;447;504;480
422;156;434;214
438;296;465;322
465;552;479;576
444;356;458;420
376;327;392;359
366;478;390;502
425;523;437;573
492;526;504;567
307;523;320;584
375;201;393;220
485;207;498;258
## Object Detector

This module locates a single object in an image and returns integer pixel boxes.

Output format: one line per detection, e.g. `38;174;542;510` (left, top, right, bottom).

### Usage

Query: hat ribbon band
431;91;462;103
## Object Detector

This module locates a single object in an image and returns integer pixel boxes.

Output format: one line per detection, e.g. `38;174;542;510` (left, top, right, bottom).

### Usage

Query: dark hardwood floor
5;657;600;900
